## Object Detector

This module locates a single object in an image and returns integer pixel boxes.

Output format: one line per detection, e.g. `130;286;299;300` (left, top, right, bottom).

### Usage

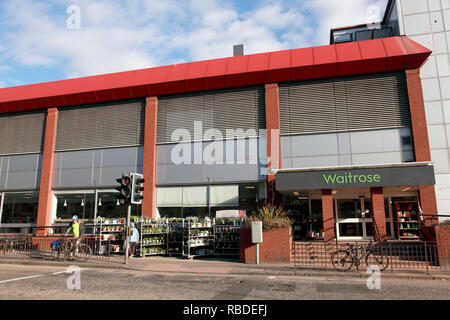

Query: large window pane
97;192;141;218
157;187;182;207
310;199;324;235
1;192;39;224
386;222;391;237
384;198;390;218
337;199;361;219
366;222;374;236
238;184;259;215
363;199;372;218
182;207;208;219
339;223;363;237
55;193;95;220
210;185;238;207
158;207;182;218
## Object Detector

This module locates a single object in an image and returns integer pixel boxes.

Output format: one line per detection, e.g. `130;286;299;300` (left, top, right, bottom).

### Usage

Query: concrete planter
239;227;292;264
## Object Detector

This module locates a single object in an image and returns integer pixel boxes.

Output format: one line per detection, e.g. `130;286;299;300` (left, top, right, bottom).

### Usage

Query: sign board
251;221;263;243
215;210;246;218
276;164;435;191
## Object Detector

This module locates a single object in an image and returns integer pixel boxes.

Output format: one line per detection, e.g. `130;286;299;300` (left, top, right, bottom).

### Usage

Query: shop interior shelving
182;218;215;259
394;201;422;241
138;221;169;257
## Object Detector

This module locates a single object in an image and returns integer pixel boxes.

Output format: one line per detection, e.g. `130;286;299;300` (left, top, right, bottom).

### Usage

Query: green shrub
438;219;450;226
247;204;292;230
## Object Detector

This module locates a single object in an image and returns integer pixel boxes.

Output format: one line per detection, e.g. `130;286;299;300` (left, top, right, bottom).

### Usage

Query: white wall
398;0;450;219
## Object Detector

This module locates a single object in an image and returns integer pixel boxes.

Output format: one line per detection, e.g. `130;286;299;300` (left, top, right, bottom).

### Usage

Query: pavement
1;263;449;300
1;254;450;281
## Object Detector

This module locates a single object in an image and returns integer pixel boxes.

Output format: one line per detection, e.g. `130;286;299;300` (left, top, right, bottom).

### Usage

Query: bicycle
52;235;92;261
330;240;389;272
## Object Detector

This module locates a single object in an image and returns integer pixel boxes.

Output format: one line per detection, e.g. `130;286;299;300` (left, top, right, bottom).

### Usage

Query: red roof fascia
0;36;431;114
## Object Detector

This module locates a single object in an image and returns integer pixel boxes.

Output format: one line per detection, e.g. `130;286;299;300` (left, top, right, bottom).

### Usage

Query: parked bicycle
51;235;92;261
331;240;389;272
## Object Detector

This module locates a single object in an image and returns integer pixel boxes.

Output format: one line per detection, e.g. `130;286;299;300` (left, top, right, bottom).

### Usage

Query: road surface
0;263;449;300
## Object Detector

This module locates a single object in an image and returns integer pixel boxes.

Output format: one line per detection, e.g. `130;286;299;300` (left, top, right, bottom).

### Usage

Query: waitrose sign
322;172;381;185
276;165;435;191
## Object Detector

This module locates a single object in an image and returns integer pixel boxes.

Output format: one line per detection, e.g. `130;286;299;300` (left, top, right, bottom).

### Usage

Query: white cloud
0;65;11;73
303;0;389;45
0;0;387;80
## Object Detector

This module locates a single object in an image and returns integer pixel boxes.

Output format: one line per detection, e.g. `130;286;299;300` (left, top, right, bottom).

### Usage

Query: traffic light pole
125;204;131;265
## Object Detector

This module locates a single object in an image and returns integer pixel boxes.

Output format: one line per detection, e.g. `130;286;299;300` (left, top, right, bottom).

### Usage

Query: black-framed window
1;192;39;224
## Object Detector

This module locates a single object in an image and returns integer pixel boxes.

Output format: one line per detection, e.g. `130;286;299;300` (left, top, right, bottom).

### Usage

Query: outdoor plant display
186;217;212;228
216;217;244;226
142;226;168;234
142;235;165;245
214;217;243;257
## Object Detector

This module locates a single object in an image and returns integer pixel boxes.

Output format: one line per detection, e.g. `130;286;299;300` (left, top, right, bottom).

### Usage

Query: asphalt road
0;263;449;300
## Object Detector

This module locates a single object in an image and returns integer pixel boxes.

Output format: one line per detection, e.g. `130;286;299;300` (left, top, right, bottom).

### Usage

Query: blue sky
0;0;388;88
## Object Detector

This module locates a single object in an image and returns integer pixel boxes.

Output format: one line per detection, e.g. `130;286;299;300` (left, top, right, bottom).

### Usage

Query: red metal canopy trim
0;36;431;114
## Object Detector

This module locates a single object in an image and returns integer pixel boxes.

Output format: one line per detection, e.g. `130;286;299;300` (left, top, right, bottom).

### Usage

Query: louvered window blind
55;100;145;151
157;86;265;144
279;72;411;135
0;112;45;155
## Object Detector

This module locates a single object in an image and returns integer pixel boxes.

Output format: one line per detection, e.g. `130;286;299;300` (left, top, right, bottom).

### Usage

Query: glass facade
96;192;141;219
1;192;39;224
337;199;362;219
157;183;259;219
53;190;141;222
55;192;95;220
282;196;324;241
335;198;374;239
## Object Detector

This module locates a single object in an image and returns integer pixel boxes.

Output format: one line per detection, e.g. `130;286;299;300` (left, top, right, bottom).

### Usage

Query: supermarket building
0;0;442;241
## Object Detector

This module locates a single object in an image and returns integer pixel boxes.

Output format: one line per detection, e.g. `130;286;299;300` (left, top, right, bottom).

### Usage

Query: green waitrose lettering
322;172;381;184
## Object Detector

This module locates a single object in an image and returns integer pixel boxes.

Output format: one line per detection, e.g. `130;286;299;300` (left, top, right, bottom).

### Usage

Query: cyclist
66;215;84;258
66;215;81;238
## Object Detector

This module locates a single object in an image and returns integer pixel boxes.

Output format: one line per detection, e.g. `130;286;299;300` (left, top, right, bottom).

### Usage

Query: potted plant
241;204;293;264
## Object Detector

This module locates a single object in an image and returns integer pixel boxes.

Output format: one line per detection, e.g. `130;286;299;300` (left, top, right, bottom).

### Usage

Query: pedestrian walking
128;222;139;258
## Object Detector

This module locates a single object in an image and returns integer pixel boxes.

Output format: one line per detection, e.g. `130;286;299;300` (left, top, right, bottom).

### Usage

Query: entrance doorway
335;198;374;240
284;196;324;241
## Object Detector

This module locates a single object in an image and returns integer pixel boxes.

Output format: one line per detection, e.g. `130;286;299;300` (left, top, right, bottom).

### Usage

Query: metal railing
0;232;112;262
293;240;450;273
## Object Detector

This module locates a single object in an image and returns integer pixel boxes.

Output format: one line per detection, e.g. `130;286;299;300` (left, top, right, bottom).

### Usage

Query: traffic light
115;174;132;204
131;173;145;205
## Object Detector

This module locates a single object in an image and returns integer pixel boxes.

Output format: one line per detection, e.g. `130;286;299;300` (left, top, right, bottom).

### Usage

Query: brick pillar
370;187;387;241
36;108;58;236
265;83;282;205
405;69;438;223
141;97;158;218
419;185;438;226
322;189;335;242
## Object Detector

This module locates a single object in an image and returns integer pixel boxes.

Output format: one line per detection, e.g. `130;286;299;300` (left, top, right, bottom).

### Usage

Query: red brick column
36;108;58;236
370;187;387;241
419;185;438;226
265;83;282;205
405;69;438;222
141;97;158;218
322;189;335;242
